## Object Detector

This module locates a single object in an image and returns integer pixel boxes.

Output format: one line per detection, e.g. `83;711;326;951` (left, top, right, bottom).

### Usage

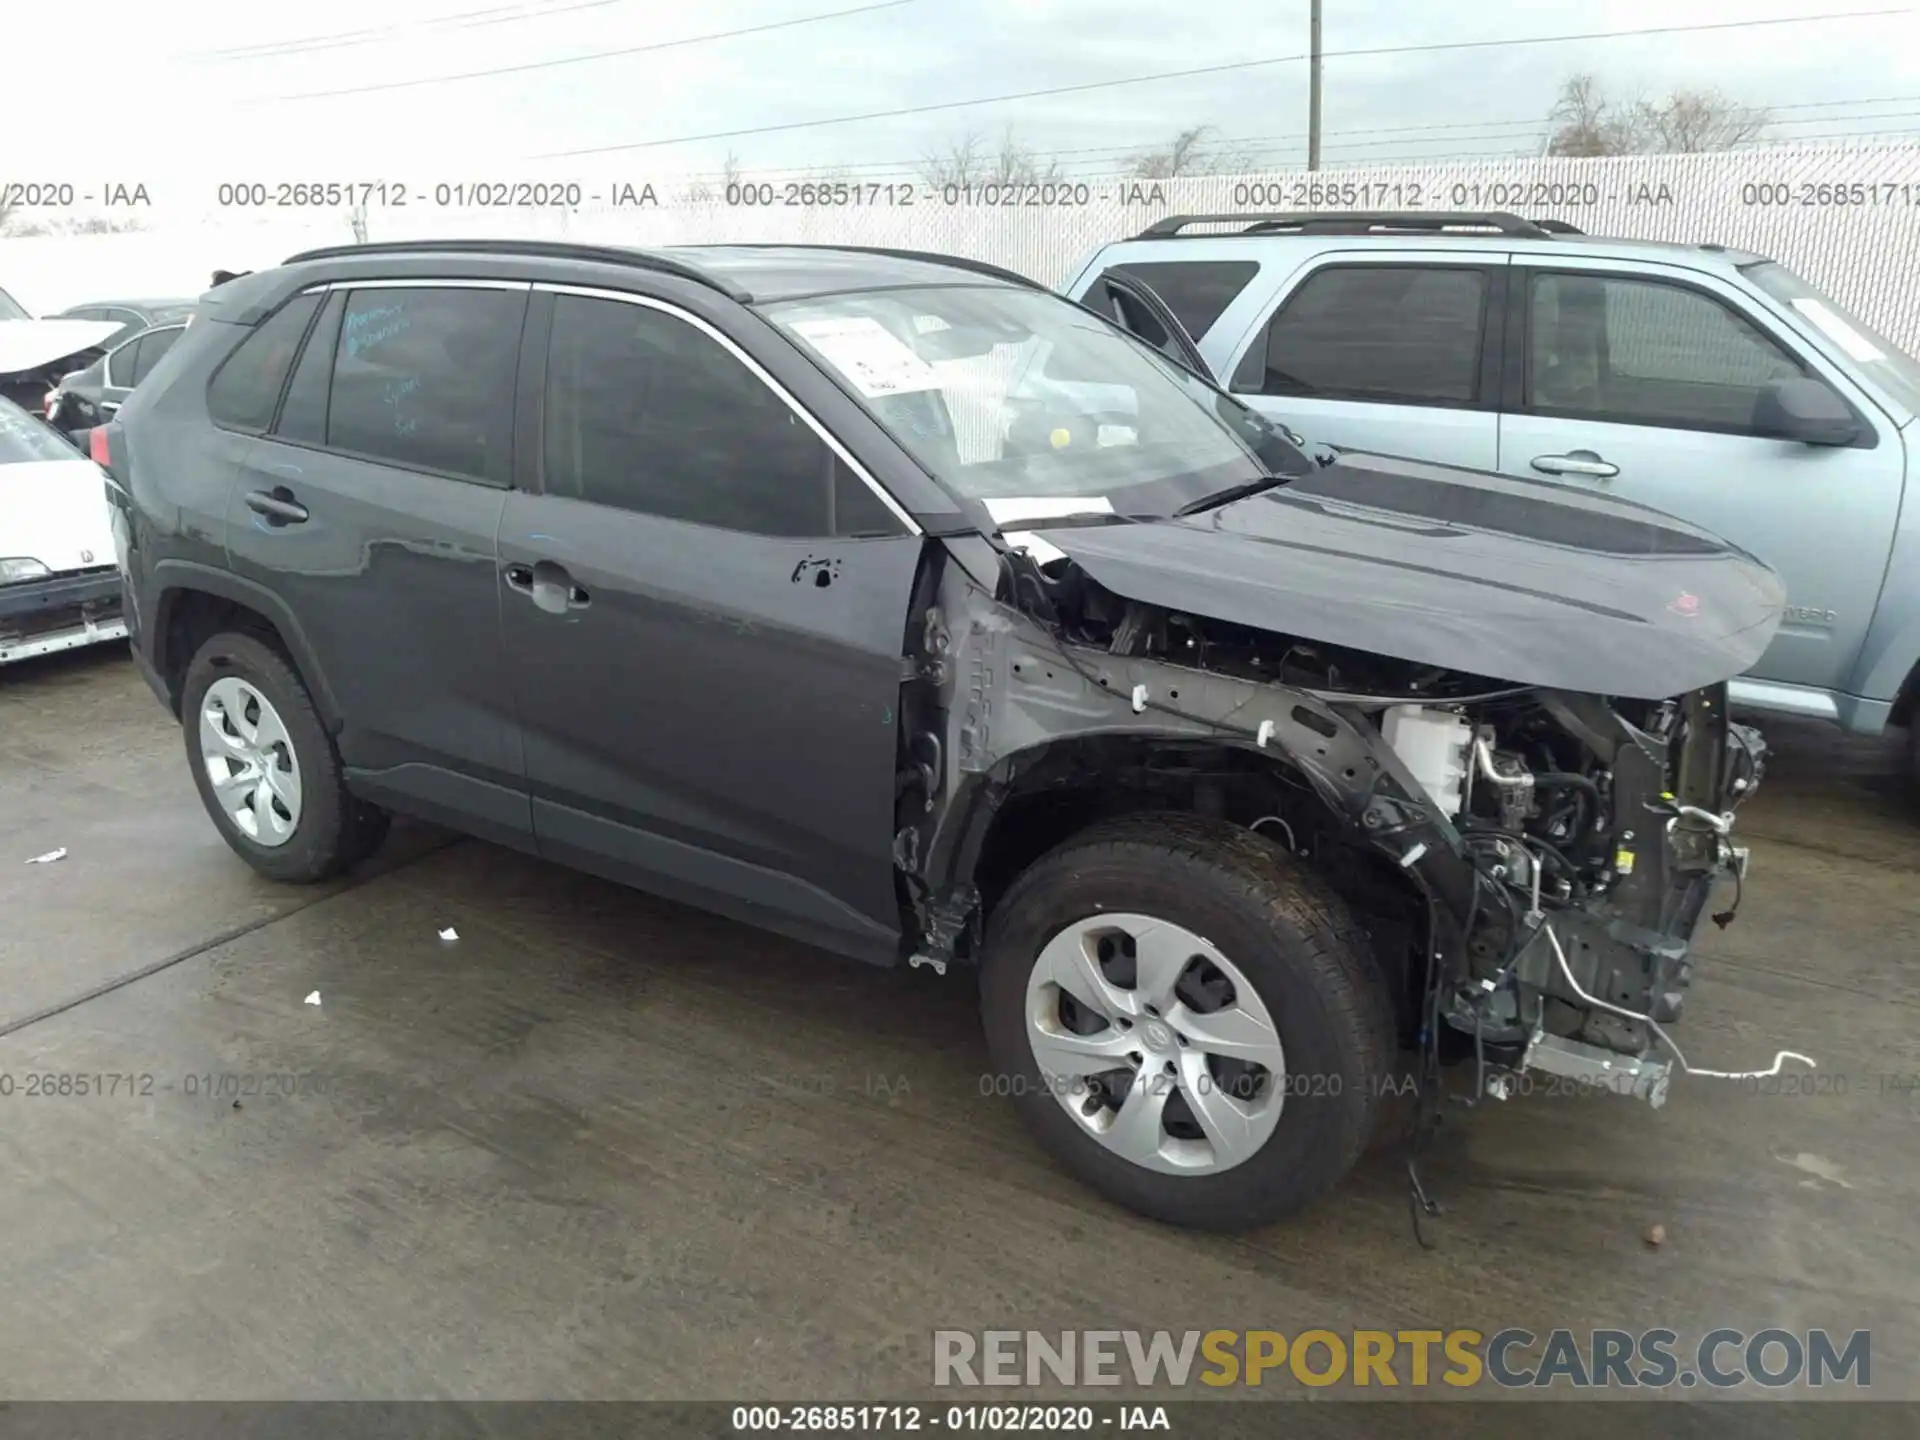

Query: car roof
659;245;1035;302
58;297;195;314
1099;213;1769;273
275;239;1042;306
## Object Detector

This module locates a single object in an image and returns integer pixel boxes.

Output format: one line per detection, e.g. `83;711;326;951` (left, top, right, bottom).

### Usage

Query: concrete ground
1;643;1916;1418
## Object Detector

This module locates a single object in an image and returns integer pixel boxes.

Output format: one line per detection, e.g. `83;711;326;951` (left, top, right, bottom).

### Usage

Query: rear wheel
181;631;388;882
979;813;1394;1230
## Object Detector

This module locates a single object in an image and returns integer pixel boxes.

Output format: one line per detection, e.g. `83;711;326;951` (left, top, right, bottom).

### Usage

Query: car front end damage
0;563;127;665
897;504;1794;1141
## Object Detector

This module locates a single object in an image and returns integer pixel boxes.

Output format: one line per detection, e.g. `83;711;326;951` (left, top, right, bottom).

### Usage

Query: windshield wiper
1173;473;1294;518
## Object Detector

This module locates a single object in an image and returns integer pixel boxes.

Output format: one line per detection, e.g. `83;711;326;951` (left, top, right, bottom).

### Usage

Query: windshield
0;398;82;462
0;287;29;322
763;285;1309;519
1743;261;1920;419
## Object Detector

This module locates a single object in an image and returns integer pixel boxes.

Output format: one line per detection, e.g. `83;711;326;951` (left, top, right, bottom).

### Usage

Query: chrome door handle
243;487;308;525
1531;451;1619;479
507;560;590;615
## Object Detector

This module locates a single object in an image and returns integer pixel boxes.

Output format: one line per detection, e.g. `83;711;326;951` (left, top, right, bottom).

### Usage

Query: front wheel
979;813;1395;1230
181;630;389;883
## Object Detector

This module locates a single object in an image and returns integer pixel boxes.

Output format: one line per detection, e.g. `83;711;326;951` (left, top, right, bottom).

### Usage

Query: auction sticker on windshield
791;316;943;397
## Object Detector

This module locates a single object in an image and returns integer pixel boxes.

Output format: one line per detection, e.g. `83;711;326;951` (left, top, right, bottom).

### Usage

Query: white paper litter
303;991;322;1006
791;316;943;397
23;848;67;864
438;927;459;941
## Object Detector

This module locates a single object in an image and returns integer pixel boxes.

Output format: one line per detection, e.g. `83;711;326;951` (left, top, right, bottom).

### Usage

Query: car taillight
89;425;111;469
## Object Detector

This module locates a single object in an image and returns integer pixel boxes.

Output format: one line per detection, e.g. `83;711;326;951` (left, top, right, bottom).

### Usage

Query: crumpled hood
0;459;117;574
1034;450;1787;700
0;320;120;379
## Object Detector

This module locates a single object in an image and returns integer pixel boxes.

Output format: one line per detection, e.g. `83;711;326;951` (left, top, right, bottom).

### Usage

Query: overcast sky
29;0;1920;182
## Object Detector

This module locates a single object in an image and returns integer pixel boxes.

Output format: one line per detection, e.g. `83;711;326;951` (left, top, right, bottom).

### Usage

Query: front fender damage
893;539;1802;1116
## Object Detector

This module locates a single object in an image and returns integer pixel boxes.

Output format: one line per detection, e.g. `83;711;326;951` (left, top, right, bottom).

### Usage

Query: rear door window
323;286;525;485
131;327;183;385
104;335;144;389
1232;264;1489;405
1096;260;1260;342
207;291;325;433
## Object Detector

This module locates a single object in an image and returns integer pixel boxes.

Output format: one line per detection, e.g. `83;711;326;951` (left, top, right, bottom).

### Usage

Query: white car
0;395;126;665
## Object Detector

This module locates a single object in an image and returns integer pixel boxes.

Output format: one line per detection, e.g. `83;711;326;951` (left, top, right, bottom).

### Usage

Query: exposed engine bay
903;537;1783;1122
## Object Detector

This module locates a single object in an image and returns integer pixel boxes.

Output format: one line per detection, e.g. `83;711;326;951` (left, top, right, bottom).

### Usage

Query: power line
184;0;629;62
534;8;1911;157
254;0;926;101
705;93;1920;181
664;93;1920;182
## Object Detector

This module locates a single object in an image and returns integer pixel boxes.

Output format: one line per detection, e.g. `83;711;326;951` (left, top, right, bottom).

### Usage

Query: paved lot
1;643;1917;1417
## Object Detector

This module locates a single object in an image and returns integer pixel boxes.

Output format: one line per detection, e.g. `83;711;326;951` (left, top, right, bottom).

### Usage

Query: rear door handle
1530;451;1619;479
506;559;589;615
244;487;309;525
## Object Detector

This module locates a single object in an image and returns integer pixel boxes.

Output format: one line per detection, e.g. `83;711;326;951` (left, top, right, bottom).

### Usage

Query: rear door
497;285;923;963
1494;258;1903;693
1216;253;1507;470
221;279;534;846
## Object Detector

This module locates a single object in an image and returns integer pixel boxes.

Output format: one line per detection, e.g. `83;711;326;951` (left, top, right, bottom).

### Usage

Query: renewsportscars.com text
932;1328;1871;1390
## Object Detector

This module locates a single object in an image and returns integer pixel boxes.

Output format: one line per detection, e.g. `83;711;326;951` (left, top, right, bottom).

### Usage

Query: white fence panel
5;142;1919;349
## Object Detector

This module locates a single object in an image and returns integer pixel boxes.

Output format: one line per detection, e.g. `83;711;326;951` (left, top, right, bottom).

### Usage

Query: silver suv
1062;211;1920;778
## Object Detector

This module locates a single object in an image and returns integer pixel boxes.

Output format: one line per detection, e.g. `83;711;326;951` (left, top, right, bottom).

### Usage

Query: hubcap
199;676;303;848
1024;913;1286;1176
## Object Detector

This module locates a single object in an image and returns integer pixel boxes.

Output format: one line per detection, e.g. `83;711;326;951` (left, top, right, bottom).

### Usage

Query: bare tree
918;131;986;187
0;194;16;236
918;127;1061;186
1546;72;1768;155
684;151;745;203
988;126;1062;184
1638;89;1770;152
1124;125;1259;179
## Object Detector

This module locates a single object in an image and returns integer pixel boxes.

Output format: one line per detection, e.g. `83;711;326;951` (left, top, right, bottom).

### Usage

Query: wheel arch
150;561;339;728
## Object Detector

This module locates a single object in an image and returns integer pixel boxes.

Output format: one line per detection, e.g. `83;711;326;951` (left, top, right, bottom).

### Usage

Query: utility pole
1307;0;1323;170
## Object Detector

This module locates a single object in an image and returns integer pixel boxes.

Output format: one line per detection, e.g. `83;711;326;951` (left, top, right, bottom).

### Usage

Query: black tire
180;630;389;883
979;812;1394;1231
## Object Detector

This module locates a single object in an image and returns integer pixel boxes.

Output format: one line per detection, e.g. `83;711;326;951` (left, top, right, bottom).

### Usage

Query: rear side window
1100;260;1259;341
323;286;524;485
105;335;144;388
1233;264;1487;405
276;291;345;445
207;291;324;433
132;327;182;385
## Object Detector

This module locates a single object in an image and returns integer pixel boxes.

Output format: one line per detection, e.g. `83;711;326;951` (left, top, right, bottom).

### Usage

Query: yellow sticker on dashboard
1614;849;1636;874
1050;428;1072;448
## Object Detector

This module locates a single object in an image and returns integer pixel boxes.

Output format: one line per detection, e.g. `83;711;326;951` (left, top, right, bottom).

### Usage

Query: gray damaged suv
102;239;1777;1230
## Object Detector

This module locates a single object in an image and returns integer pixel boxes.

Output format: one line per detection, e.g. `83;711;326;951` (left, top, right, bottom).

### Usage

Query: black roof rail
279;238;751;302
1533;218;1585;235
1136;211;1560;240
692;242;1046;292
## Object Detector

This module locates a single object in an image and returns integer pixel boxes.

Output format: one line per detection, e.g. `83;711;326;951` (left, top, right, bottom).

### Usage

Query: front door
497;287;922;963
1496;261;1903;692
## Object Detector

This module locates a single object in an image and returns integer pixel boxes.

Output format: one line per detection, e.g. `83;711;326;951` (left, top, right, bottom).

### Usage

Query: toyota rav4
101;239;1779;1230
